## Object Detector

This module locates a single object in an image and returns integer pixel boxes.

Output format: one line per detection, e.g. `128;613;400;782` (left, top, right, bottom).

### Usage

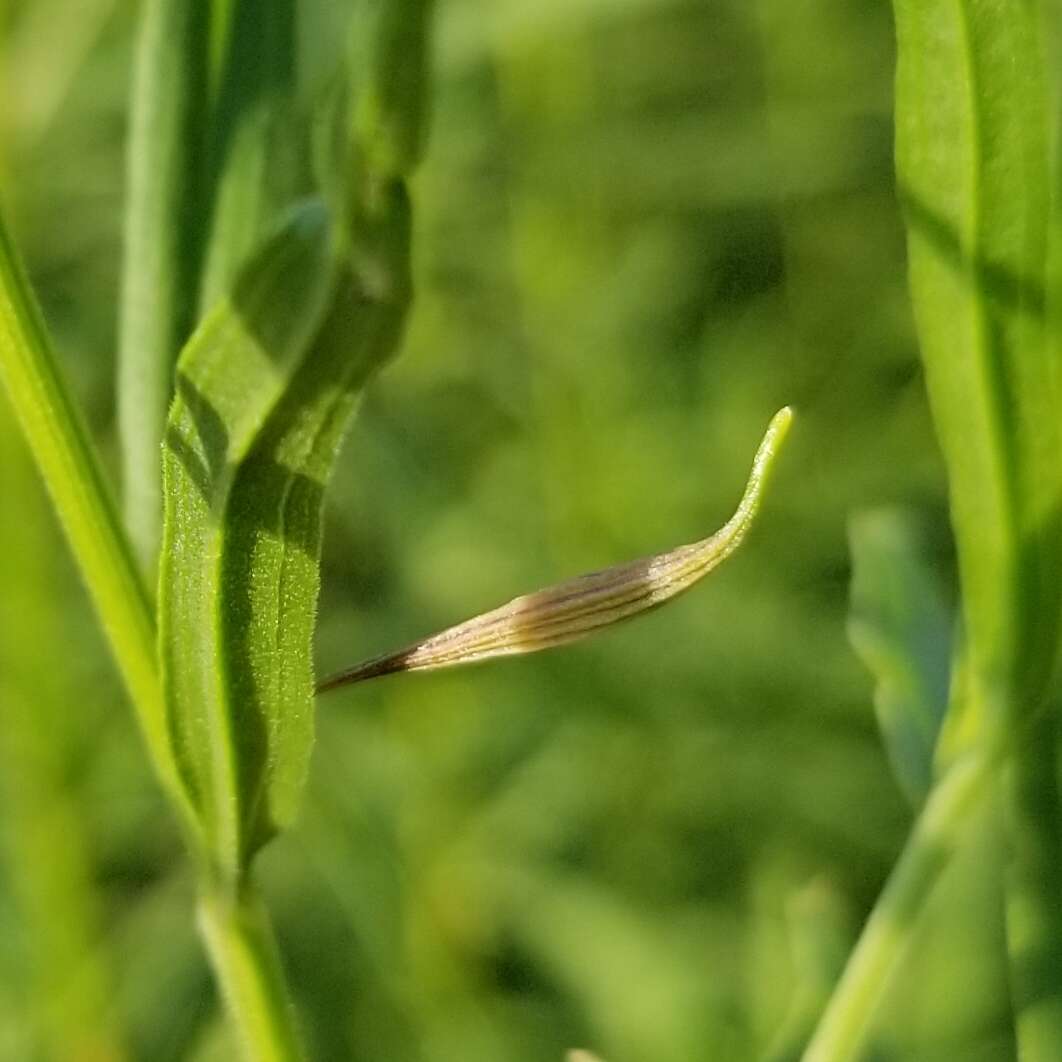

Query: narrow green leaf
0;401;126;1062
894;0;1062;738
0;210;185;819
847;509;951;806
119;0;210;571
802;753;993;1062
318;407;792;692
808;6;1062;1060
199;0;302;310
894;8;1062;1057
229;196;411;852
159;202;336;880
160;188;413;877
352;0;436;180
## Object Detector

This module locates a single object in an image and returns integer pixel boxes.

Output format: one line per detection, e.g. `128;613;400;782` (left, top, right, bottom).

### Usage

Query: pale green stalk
802;754;992;1062
1003;714;1062;1054
0;402;126;1060
807;2;1062;1058
0;211;189;822
118;0;207;572
198;0;297;309
198;886;304;1062
183;2;437;1056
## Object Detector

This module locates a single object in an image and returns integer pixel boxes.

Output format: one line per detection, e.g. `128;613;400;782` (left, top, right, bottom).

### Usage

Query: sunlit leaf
159;201;335;880
894;0;1062;738
159;179;413;881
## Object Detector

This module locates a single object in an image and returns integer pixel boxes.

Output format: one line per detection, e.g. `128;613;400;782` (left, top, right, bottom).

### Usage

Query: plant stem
119;0;208;572
0;404;127;1061
801;754;992;1062
352;0;435;180
0;210;185;813
0;207;313;1056
198;0;297;311
1003;711;1062;1058
198;884;305;1062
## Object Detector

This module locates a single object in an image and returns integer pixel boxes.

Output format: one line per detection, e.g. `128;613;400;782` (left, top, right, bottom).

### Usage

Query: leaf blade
894;0;1062;735
160;183;416;873
847;509;952;806
223;189;412;849
159;203;336;878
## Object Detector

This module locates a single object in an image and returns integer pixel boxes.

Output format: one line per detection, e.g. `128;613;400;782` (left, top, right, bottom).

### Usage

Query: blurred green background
0;0;1014;1059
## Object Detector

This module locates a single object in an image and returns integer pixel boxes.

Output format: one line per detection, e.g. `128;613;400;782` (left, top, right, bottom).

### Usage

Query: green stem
0;405;127;1061
198;884;305;1062
352;0;435;180
198;0;297;310
0;210;185;814
801;754;992;1062
0;207;310;1057
1003;711;1062;1058
119;0;208;571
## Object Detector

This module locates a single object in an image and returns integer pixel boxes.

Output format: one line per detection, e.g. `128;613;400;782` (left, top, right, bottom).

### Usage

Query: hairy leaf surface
160;202;334;879
160;190;412;880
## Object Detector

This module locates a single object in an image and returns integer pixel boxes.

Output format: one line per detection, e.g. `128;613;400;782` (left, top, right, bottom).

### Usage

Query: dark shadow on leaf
162;193;411;862
165;372;232;503
897;183;1046;318
222;274;408;857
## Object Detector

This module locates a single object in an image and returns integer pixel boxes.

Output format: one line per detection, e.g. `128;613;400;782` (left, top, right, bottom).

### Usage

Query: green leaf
0;208;182;815
894;12;1062;1053
0;401;125;1061
847;509;951;807
352;0;436;180
893;0;1062;740
118;0;210;571
762;879;852;1062
807;7;1062;1062
160;189;413;880
199;0;303;310
159;202;336;880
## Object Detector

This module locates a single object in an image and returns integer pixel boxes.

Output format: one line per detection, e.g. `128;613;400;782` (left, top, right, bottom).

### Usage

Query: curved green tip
727;405;794;534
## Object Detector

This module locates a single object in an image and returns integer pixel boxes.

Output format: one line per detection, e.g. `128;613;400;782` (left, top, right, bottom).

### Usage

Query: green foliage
159;204;336;878
894;0;1062;742
199;0;301;310
804;3;1062;1060
7;0;1062;1061
352;0;435;179
893;1;1062;1056
118;0;210;570
0;207;179;807
847;509;951;806
0;401;125;1061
